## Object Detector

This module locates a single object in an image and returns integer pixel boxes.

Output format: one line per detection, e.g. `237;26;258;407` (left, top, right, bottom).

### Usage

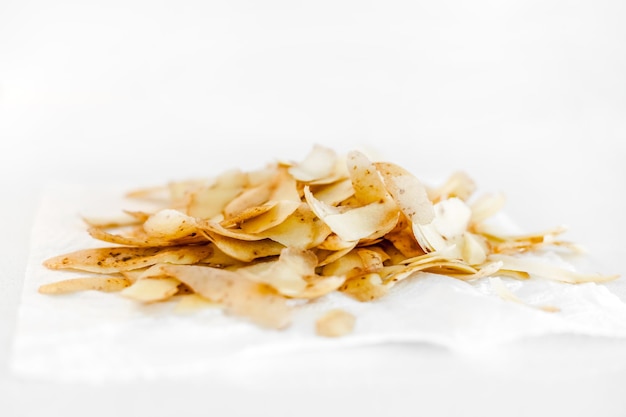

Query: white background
1;0;625;416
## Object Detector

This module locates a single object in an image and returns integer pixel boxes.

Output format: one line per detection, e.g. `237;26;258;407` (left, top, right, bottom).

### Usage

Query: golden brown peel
40;145;619;335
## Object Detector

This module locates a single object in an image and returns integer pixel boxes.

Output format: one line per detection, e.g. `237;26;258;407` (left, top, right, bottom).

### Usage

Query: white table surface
1;1;626;415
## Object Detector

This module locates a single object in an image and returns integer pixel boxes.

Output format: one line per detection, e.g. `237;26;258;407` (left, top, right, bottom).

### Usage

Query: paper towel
10;183;626;382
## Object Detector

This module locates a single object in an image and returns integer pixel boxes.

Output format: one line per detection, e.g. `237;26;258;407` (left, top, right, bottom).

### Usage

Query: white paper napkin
10;183;626;382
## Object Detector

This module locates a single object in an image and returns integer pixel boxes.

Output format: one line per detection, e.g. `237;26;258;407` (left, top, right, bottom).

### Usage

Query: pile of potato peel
39;146;618;337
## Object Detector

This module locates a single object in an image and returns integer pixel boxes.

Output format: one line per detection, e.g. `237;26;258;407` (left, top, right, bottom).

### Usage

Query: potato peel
316;309;356;337
39;145;619;336
304;186;399;242
157;264;292;329
39;276;131;294
120;277;181;303
44;245;215;274
489;254;618;284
